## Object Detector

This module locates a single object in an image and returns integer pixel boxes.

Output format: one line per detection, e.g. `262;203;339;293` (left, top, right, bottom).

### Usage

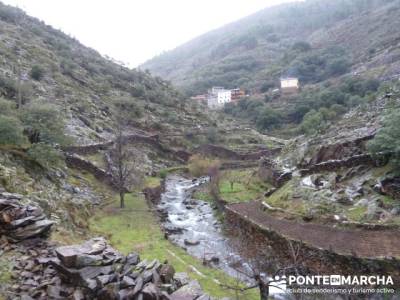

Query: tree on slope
368;108;400;172
110;99;144;208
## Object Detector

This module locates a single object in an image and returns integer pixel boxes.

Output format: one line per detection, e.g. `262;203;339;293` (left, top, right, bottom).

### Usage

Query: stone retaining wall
224;206;400;282
64;134;189;163
65;154;118;189
194;144;280;161
300;153;389;176
304;134;376;166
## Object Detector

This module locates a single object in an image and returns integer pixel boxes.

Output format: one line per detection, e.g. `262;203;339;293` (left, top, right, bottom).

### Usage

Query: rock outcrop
0;192;54;241
258;158;292;187
8;237;209;300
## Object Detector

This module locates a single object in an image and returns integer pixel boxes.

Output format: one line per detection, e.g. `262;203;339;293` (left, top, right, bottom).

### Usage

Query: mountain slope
141;0;400;95
0;2;216;146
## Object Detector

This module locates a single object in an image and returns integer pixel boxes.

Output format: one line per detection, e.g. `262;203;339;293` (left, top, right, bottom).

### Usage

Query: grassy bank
89;188;258;299
194;168;269;204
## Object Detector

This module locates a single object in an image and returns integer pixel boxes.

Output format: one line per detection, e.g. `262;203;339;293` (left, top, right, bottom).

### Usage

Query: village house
280;77;299;94
231;88;245;101
207;87;232;109
191;87;244;109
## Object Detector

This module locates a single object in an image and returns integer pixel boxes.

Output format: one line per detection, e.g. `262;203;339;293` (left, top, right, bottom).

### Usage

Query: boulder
55;237;108;268
169;280;203;300
184;239;200;246
0;193;54;241
173;273;190;288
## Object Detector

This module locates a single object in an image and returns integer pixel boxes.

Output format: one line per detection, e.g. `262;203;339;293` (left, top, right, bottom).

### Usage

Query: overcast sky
2;0;299;67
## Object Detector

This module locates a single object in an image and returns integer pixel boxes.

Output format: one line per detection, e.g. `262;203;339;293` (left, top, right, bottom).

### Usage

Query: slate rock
173;273;190;287
169;280;204;300
142;283;161;300
55;237;107;268
120;275;136;288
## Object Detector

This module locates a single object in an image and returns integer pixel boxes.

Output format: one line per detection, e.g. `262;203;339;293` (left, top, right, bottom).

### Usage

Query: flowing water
158;175;286;296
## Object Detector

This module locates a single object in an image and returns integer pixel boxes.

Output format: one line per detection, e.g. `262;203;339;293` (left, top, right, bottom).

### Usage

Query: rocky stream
157;176;285;296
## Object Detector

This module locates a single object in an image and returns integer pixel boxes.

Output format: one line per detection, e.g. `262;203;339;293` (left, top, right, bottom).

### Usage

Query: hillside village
192;77;300;109
1;1;400;300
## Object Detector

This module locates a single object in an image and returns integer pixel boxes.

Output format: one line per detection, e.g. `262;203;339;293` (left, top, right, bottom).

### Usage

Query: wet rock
163;223;184;235
203;255;219;265
184;239;200;246
173;273;190;287
169;280;203;300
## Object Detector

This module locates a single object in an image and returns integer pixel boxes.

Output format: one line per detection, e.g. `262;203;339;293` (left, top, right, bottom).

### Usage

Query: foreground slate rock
9;238;212;300
0;192;54;241
170;280;204;300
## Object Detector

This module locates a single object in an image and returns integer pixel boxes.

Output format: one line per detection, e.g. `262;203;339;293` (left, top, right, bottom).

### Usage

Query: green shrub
326;58;350;76
30;65;45;81
292;41;312;52
0;75;17;98
112;97;143;119
0;98;16;115
20;103;69;145
0;115;27;146
188;155;220;177
368;109;400;171
300;110;326;135
256;107;282;130
27;143;65;169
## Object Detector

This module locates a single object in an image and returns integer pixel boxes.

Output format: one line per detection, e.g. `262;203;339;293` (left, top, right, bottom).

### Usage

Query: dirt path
227;201;400;259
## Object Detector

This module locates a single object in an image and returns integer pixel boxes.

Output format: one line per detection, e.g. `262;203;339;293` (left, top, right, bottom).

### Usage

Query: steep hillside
142;0;400;95
0;2;217;146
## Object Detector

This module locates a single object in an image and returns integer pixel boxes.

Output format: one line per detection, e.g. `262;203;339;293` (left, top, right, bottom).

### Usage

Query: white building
207;87;232;109
280;77;299;94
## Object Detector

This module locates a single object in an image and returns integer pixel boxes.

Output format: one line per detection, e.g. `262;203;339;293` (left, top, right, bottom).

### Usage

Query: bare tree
109;123;143;208
108;95;146;208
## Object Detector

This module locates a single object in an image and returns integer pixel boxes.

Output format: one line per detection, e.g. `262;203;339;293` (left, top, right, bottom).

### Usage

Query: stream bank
156;175;286;297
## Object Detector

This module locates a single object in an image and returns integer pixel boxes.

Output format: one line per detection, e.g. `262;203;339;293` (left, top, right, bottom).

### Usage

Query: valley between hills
1;1;400;300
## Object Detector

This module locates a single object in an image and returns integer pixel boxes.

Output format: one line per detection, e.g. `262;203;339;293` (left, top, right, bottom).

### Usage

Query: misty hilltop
141;0;400;95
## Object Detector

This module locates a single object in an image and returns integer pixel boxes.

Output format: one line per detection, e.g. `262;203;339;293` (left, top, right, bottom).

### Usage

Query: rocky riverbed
158;176;248;279
157;176;285;295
